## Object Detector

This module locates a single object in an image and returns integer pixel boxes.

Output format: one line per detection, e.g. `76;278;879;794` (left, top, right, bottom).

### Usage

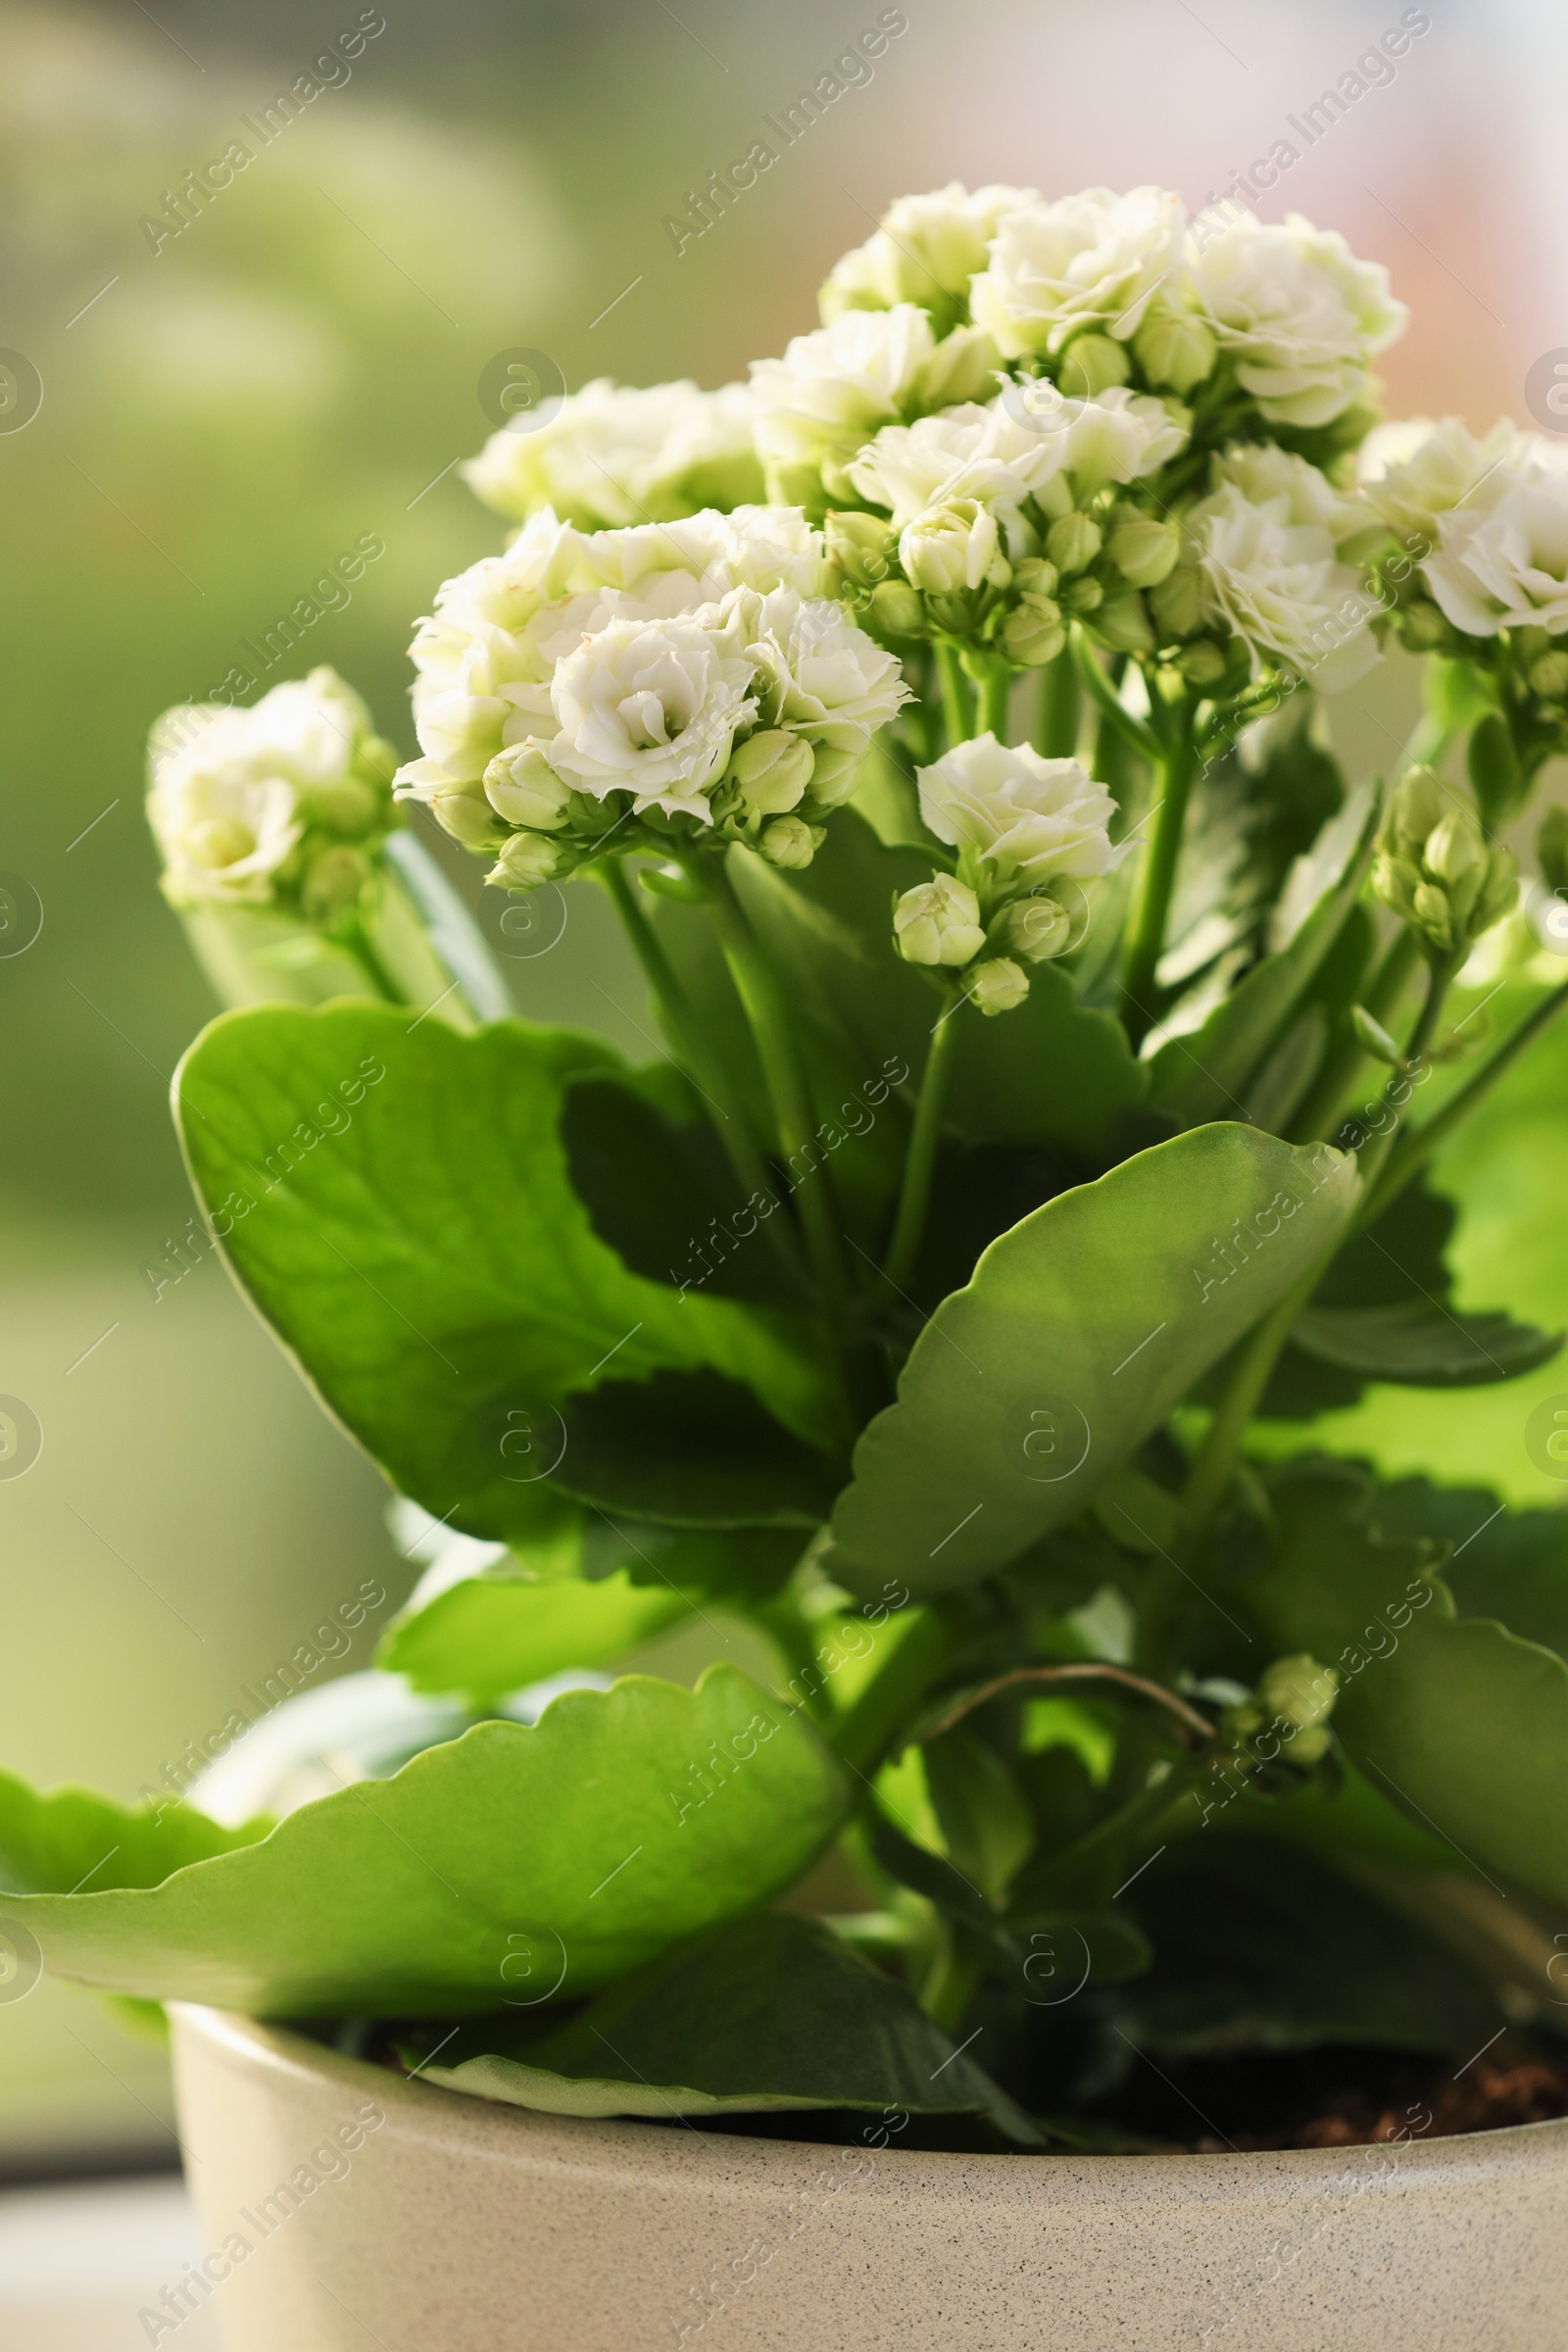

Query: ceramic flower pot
167;2002;1568;2352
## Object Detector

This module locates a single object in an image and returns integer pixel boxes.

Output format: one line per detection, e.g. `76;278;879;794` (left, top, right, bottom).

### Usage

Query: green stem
1034;650;1082;759
336;915;412;1008
937;642;974;748
1118;729;1198;1045
830;1607;955;1781
979;660;1013;741
881;991;961;1292
1364;973;1568;1230
1031;1764;1201;1909
1069;627;1159;763
602;862;805;1286
920;1938;980;2033
1287;927;1423;1146
705;858;849;1315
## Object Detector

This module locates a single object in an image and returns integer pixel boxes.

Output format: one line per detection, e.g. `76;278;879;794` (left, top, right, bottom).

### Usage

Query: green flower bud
308;772;381;833
1179;639;1229;685
1539;806;1568;900
802;742;861;811
893;873;986;967
1387;766;1446;853
1002;602;1066;666
1398;600;1448;651
1411;879;1455;949
1093;591;1153;652
989;894;1072;962
759;814;824;870
1108;514;1181;590
1425;808;1487;893
1530;651;1568;700
1047;514;1102;576
1256;1652;1339;1767
967;956;1030;1015
1371;851;1422;927
1057;333;1131;397
431;785;507;854
1151;561;1202;639
1132;309;1217;395
870;578;923;637
1059;575;1103;614
1011;557;1059;600
483;746;572;831
824;508;898;589
728;728;814;815
488;829;574;890
302;844;370;919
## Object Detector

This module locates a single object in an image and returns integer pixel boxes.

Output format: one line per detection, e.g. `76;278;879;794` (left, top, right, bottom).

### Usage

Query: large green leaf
1117;1833;1501;2057
377;1567;692;1699
1147;786;1378;1129
1240;1459;1568;1908
398;1914;1030;2129
0;1670;845;2015
0;1778;264;1895
1372;1475;1568;1659
831;1125;1358;1592
174;1005;842;1543
1292;1299;1562;1388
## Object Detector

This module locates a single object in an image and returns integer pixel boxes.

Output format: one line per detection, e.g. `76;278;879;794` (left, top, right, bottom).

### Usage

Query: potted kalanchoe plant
11;181;1568;2350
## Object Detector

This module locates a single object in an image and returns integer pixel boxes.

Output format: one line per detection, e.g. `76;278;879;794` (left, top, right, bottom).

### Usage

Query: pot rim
170;2001;1568;2189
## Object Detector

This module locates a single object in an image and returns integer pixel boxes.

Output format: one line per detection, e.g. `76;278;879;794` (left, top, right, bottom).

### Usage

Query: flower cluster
395;505;908;883
892;735;1122;1013
1372;766;1518;963
465;378;761;530
147;668;399;918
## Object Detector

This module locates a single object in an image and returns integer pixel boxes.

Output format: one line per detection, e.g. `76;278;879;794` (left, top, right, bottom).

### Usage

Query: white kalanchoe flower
396;506;832;822
536;602;761;821
746;590;912;804
749;305;999;504
916;735;1122;886
1357;416;1520;548
900;498;1009;595
1192;459;1383;693
820;181;1039;320
148;668;393;909
1212;442;1377;549
464;380;760;530
1417;443;1568;638
1186;209;1406;427
970;186;1186;359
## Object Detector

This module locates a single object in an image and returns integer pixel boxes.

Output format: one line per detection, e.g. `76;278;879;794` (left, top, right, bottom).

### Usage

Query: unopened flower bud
893;873;986;967
1132;309;1217;395
870;579;923;637
432;785;507;853
759;814;823;870
901;499;1006;595
483;745;572;831
1094;592;1152;652
302;845;370;918
1248;1653;1339;1767
1057;334;1131;397
825;508;899;589
967;956;1029;1015
488;830;574;890
1011;557;1059;600
802;743;861;810
1003;602;1066;666
1108;514;1180;590
1531;651;1568;700
1060;575;1103;614
1387;766;1446;853
990;894;1072;962
1047;514;1102;576
1151;562;1202;638
1424;808;1487;892
728;728;814;815
1179;639;1229;685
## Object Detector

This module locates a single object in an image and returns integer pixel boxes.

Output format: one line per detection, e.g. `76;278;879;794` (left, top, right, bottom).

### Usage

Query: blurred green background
2;0;1566;2171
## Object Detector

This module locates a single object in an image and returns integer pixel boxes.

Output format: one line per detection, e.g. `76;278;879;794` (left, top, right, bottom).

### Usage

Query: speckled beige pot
168;2003;1568;2351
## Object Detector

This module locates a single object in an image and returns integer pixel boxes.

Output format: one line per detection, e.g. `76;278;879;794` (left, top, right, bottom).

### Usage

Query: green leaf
1259;1172;1463;1417
1240;1458;1568;1908
831;1125;1358;1593
746;812;1147;1162
174;1005;841;1544
557;1370;843;1527
1148;786;1379;1129
1292;1298;1562;1388
1117;1833;1502;2057
922;1729;1034;1904
377;1568;692;1699
397;1913;1029;2129
0;1670;846;2015
1372;1475;1568;1659
0;1777;265;1896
